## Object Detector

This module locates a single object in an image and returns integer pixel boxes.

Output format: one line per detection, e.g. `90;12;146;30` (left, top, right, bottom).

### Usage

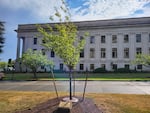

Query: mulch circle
15;96;103;113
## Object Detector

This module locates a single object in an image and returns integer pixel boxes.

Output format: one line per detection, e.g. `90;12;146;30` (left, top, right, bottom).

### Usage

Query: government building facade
15;17;150;72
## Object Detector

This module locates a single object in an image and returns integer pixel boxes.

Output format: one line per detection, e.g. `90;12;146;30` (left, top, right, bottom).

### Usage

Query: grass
3;72;150;81
0;91;150;113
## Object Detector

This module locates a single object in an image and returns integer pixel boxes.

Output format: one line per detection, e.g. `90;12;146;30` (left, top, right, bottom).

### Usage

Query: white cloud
0;0;64;22
0;0;150;22
70;0;150;21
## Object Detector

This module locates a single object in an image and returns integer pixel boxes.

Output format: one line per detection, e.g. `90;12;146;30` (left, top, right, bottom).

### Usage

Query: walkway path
0;81;150;94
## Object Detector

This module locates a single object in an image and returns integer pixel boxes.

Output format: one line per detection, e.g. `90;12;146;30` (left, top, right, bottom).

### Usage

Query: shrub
93;67;107;73
115;68;130;73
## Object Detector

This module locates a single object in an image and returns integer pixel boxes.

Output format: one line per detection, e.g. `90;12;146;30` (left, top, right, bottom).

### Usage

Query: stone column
16;37;20;59
22;37;25;55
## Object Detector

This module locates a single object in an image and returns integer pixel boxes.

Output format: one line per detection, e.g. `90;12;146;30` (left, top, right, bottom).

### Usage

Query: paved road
0;81;150;94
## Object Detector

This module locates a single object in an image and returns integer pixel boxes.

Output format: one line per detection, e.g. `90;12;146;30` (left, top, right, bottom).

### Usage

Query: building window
42;49;45;55
137;65;142;70
136;48;142;54
90;48;95;58
42;39;46;44
112;48;117;58
33;49;37;51
80;64;84;70
33;38;37;45
136;34;141;43
90;36;95;44
60;63;63;70
90;64;94;70
124;48;129;58
101;48;106;58
51;50;55;57
112;35;117;43
101;64;106;69
149;34;150;42
124;64;129;69
101;35;105;43
80;49;84;58
41;66;45;69
112;64;117;70
124;35;129;43
80;36;84;40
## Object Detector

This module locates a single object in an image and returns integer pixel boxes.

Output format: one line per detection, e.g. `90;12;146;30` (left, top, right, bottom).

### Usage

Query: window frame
124;34;129;43
101;35;106;43
136;34;141;43
33;38;37;45
79;64;84;70
112;35;117;43
90;36;95;44
90;48;95;58
101;48;106;58
124;48;129;58
112;48;117;58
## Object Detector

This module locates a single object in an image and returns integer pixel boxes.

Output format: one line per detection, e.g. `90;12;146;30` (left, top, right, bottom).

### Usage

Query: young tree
132;54;150;67
0;21;5;53
38;0;88;100
22;49;51;79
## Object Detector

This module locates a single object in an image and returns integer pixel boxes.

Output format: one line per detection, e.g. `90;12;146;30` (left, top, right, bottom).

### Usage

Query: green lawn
3;72;150;81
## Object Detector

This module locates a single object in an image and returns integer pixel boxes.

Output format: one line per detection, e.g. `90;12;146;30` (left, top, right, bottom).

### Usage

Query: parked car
0;72;5;80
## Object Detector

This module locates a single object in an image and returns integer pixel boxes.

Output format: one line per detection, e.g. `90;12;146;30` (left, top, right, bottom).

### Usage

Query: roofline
16;17;150;33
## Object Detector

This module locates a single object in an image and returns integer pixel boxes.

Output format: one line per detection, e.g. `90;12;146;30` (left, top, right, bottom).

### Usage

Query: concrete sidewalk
0;81;150;94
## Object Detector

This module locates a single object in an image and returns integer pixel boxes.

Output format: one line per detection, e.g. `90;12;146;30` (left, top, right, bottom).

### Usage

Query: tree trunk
33;69;37;79
69;66;73;100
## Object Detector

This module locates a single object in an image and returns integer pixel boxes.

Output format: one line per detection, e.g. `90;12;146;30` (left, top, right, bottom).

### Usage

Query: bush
115;68;130;73
93;68;107;73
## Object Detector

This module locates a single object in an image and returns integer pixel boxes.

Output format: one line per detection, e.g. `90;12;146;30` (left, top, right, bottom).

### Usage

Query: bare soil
15;97;103;113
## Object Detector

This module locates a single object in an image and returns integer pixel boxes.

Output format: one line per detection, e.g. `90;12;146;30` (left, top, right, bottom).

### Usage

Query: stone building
15;17;150;71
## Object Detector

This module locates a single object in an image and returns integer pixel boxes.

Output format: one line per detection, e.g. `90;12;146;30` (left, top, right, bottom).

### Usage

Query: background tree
22;49;52;79
0;61;7;72
132;54;150;67
0;21;5;53
38;0;88;100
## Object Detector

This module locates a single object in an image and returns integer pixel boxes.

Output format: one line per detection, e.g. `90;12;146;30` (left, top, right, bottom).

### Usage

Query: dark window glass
42;49;45;55
124;48;129;58
80;64;84;70
124;35;129;43
33;38;37;45
90;36;95;44
90;64;94;70
136;48;142;54
51;50;55;57
101;64;106;69
101;48;106;58
112;35;117;43
124;64;129;69
112;64;117;70
101;35;105;43
137;65;142;69
80;36;84;40
41;66;44;69
136;34;141;43
80;49;84;58
112;48;117;58
149;34;150;42
60;63;63;70
90;48;95;58
33;49;37;51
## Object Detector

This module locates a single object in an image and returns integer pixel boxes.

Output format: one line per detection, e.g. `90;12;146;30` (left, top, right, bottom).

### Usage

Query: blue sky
0;0;150;62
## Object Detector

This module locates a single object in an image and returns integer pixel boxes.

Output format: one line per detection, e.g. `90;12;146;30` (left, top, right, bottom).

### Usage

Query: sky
0;0;150;62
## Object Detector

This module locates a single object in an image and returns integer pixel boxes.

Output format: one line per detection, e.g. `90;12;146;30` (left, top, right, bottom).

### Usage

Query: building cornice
16;17;150;33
